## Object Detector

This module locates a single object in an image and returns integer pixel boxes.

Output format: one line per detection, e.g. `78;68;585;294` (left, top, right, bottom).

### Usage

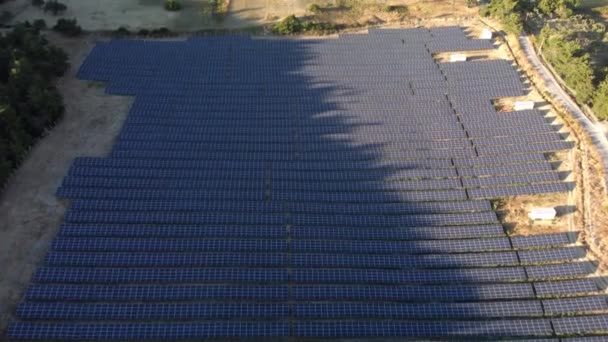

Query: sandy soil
0;32;132;335
2;0;479;31
3;0;232;31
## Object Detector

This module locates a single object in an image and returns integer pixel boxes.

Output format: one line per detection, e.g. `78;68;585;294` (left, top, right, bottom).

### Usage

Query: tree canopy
0;24;68;186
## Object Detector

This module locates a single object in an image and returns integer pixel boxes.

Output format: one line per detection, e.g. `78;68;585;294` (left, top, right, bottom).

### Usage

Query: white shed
450;54;467;62
480;28;493;40
514;101;535;111
528;207;557;221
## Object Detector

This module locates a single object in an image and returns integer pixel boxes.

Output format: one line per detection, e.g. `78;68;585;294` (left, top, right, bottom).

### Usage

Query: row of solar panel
120;117;464;128
62;210;498;227
107;141;565;158
55;187;467;201
119;115;542;129
106;149;477;160
66;165;459;181
70;157;456;170
56;223;506;240
68;198;491;214
50;236;567;254
61;171;561;193
17;297;606;321
115;125;559;141
11;316;607;340
115;131;471;142
111;140;473;153
57;183;567;202
73;156;553;174
43;247;584;268
31;262;593;284
23;277;601;302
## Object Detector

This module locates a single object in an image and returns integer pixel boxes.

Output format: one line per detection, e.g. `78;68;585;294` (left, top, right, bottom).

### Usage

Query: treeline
480;0;580;34
0;23;69;186
538;16;608;117
481;0;608;119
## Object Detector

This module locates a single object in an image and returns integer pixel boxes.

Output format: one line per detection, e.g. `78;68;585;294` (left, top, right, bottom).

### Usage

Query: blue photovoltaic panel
294;320;552;338
17;303;290;320
25;284;289;301
8;322;290;340
292;283;536;301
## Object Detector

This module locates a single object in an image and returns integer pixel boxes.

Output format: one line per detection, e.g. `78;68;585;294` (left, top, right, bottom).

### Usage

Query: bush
164;0;181;11
138;29;150;36
150;27;171;37
43;0;67;15
593;77;608;120
114;26;130;36
272;15;303;35
308;4;321;13
33;19;46;30
31;0;44;7
53;18;82;36
272;15;339;35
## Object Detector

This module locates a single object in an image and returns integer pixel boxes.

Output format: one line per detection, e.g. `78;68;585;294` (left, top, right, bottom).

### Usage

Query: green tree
537;0;579;18
593;77;608;120
540;25;595;103
485;0;524;34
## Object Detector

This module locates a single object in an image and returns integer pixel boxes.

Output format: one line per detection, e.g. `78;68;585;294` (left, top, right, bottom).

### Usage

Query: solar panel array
9;27;606;340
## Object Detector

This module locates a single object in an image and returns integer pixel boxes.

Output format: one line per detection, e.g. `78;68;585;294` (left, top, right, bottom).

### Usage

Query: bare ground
0;32;133;335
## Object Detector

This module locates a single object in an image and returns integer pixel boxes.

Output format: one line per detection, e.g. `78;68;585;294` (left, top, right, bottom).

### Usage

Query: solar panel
294;320;552;338
8;322;290;340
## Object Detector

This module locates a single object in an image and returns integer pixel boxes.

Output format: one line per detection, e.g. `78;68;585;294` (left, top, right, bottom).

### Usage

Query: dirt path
0;33;132;334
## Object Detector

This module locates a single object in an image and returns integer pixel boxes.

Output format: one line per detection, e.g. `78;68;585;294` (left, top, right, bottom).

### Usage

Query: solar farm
6;26;608;340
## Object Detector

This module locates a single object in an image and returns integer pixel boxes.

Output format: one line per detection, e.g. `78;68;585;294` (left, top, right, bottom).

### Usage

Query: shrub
383;5;409;17
150;27;171;37
43;1;67;15
114;26;130;36
31;0;44;7
272;15;303;35
164;0;181;11
53;18;82;36
33;19;46;30
308;3;321;13
138;29;150;36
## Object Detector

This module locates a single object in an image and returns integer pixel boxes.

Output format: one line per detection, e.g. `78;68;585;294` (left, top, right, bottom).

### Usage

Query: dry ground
0;32;133;335
2;0;478;31
3;0;233;31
